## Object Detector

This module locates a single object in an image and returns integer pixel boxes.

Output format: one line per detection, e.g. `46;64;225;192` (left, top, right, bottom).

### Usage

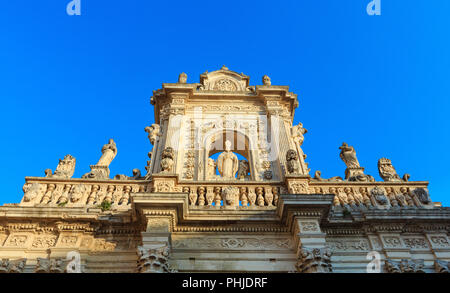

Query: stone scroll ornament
82;139;117;179
45;154;76;179
217;140;239;179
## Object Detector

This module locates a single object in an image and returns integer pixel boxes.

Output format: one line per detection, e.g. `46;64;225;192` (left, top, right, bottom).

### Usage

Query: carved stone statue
82;139;117;179
160;147;175;173
286;149;300;174
97;139;117;166
46;155;76;179
206;158;217;179
114;169;142;180
378;158;403;182
313;171;343;182
262;75;271;86
178;72;187;84
144;124;161;145
339;143;360;169
291;122;307;148
237;160;250;180
217;140;239;179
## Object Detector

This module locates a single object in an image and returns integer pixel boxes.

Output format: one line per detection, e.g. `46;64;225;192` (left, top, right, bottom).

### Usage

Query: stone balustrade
19;177;148;208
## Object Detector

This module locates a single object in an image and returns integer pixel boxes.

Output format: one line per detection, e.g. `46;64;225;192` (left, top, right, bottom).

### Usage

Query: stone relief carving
378;158;406;182
403;238;429;249
237;160;250;180
327;239;370;251
82;139;117;179
371;187;389;207
22;183;44;203
32;235;57;248
412;188;431;205
385;259;425;273
137;244;176;273
172;237;293;250
383;236;402;248
429;236;449;248
35;257;68;273
286;149;301;174
160;147;175;173
217;140;239;179
46;154;76;179
296;247;332;273
221;186;239;208
0;258;27;273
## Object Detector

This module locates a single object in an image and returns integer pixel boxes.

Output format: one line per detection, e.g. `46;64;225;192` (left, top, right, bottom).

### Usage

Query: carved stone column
293;216;332;273
137;212;176;273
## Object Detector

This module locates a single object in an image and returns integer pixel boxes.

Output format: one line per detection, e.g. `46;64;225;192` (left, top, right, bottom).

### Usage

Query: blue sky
0;1;449;206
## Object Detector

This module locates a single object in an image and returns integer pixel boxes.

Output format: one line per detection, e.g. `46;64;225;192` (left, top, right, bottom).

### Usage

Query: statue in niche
237;160;250;180
291;122;308;148
339;142;360;169
144;124;161;145
217;140;239;179
206;158;217;179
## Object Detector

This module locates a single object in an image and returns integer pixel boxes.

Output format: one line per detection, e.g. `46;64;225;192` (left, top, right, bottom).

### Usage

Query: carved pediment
199;66;251;92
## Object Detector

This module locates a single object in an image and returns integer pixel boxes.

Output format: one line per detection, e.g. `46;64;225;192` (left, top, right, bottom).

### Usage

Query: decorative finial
262;75;271;86
221;65;228;70
178;72;187;84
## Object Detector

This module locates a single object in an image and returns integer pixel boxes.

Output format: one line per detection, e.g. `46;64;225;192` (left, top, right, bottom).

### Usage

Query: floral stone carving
137;245;176;273
385;259;425;273
296;247;332;273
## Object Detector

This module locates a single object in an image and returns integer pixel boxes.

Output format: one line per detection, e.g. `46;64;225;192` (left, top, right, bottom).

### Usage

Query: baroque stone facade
1;67;449;273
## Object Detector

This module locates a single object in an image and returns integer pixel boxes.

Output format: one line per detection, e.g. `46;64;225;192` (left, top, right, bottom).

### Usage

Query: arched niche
203;130;256;181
